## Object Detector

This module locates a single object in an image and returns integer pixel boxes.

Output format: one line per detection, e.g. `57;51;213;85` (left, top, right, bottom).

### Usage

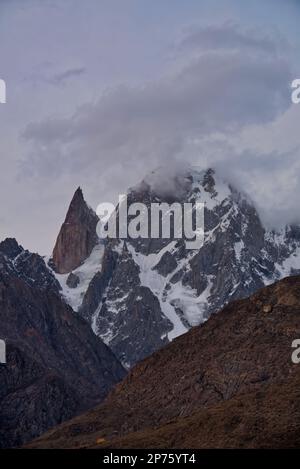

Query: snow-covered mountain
50;168;300;367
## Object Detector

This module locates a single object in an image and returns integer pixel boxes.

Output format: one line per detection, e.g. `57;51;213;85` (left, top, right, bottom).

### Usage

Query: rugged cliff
52;187;99;274
0;240;126;448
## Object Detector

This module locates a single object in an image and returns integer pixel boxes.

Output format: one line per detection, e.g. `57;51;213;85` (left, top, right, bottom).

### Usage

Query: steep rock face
79;247;118;323
53;168;300;367
0;238;61;294
52;187;99;274
0;345;80;449
27;275;300;449
66;272;80;288
0;238;23;259
0;248;126;448
94;244;172;366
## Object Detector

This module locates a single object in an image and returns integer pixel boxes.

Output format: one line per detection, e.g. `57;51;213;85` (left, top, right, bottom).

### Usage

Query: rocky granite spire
52;187;99;274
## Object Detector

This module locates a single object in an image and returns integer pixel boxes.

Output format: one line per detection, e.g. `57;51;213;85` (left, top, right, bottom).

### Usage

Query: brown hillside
27;275;300;448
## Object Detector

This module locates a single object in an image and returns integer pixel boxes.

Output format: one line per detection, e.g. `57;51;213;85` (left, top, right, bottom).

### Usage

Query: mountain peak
0;238;23;259
52;188;99;274
72;186;84;201
64;187;88;223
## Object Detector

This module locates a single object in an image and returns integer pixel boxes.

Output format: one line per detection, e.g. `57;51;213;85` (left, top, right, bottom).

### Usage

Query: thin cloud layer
22;23;292;210
178;22;287;56
49;67;86;86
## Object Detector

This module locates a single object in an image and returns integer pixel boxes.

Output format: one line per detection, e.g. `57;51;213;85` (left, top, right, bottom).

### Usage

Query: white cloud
23;26;291;168
20;22;295;235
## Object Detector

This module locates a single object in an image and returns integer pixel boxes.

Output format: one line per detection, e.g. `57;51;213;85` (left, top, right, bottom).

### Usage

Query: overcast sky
1;0;300;253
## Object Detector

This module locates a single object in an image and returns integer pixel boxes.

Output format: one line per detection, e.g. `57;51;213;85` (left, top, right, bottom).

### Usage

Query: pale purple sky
0;0;300;253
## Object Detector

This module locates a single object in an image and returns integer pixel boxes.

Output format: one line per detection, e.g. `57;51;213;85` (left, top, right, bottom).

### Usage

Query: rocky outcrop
0;247;126;448
0;238;23;259
0;238;61;294
26;275;300;449
66;272;80;288
79;247;118;323
52;187;99;274
92;244;173;366
0;345;80;449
